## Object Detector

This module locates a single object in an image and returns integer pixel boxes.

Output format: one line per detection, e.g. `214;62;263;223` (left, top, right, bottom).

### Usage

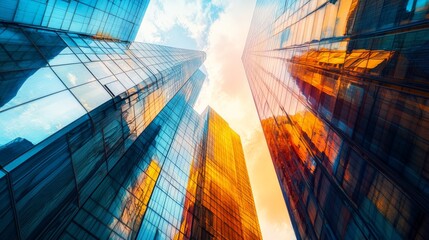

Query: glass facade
243;0;429;239
187;108;262;240
0;3;262;239
63;69;206;240
0;21;207;239
0;23;206;168
0;0;149;41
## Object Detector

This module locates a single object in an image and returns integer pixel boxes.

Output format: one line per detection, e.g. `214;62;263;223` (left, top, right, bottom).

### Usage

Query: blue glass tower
0;22;206;239
0;0;149;41
62;69;207;240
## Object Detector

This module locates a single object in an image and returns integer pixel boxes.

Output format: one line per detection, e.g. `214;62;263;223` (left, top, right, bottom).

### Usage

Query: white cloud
259;212;296;240
194;0;259;131
136;0;223;48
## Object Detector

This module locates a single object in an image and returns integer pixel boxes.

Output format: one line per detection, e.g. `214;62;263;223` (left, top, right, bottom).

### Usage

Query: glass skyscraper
0;1;262;239
243;0;429;239
187;108;262;240
0;0;149;41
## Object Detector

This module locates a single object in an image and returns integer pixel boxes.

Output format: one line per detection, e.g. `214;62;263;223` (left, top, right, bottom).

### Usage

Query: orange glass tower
187;108;262;240
243;0;429;239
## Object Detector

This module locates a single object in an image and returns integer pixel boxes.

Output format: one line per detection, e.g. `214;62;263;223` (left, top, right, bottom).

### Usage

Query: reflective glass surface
243;0;429;239
184;108;262;240
53;63;96;87
0;22;210;239
0;0;150;41
0;91;86;154
0;23;206;168
62;71;206;240
0;67;65;112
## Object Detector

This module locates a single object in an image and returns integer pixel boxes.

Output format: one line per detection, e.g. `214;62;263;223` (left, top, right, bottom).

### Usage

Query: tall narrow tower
188;108;262;240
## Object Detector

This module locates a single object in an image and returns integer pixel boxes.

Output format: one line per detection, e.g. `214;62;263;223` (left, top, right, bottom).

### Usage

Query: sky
136;1;296;239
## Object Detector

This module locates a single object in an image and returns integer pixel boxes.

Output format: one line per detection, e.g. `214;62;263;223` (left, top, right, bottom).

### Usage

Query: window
53;63;96;87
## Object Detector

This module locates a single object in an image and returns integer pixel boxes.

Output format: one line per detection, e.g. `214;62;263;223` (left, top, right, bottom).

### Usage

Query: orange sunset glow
1;0;429;239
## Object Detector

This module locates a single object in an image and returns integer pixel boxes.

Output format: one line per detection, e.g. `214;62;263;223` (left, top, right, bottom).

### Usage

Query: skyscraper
0;22;204;239
0;1;261;239
243;0;429;239
136;106;262;240
187;108;262;240
0;0;149;41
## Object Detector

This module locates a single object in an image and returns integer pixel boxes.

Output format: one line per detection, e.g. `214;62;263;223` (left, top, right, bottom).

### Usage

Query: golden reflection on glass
243;0;429;238
292;48;394;74
183;109;262;239
202;111;243;239
109;159;161;239
141;89;167;130
261;116;306;234
334;0;354;36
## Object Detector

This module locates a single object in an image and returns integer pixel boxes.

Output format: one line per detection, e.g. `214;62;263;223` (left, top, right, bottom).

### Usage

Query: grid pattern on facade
243;0;429;239
0;22;206;239
0;0;149;41
0;23;206;168
63;70;206;240
188;108;262;240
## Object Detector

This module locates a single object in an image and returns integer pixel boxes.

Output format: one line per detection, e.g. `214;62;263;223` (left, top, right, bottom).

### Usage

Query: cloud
259;215;296;240
136;0;225;48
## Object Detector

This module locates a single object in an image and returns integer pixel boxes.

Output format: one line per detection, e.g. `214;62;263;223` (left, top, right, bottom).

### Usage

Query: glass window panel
116;73;135;89
98;76;117;85
85;62;113;79
62;1;78;30
116;59;132;72
0;0;16;21
147;65;160;75
125;59;139;69
334;0;353;37
14;0;46;25
0;67;66;111
321;3;339;39
86;54;100;62
104;60;123;75
126;70;143;84
46;0;68;29
75;53;91;63
52;63;96;87
69;35;89;48
311;8;325;40
135;69;150;81
0;172;17;237
303;13;314;43
58;33;79;50
23;28;81;66
0;91;86;147
106;81;126;96
413;0;429;21
0;26;46;72
49;52;81;66
70;82;111;111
